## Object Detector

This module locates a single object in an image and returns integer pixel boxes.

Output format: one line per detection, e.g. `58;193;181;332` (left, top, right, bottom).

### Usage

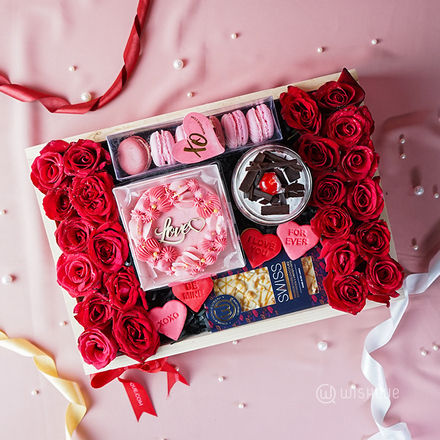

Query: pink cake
128;178;228;277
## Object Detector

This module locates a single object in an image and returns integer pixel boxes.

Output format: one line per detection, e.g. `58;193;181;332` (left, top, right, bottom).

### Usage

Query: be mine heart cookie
241;228;282;268
276;221;319;261
172;112;225;164
148;300;187;341
172;278;214;312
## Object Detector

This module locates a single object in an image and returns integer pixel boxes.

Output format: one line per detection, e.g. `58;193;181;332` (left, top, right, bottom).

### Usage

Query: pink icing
129;178;227;277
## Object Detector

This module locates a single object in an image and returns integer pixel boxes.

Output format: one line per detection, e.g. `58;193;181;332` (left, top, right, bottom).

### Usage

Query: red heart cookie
172;112;225;164
172;277;214;312
276;221;319;261
148;300;187;341
241;228;282;268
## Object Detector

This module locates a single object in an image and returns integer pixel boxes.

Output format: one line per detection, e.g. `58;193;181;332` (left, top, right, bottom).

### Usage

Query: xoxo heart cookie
172;278;214;312
276;221;319;261
148;300;187;341
241;228;282;268
172;112;225;164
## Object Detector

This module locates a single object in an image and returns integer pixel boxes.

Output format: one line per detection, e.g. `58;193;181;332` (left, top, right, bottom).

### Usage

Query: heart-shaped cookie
148;300;187;341
241;228;282;268
172;112;225;164
172;277;214;312
276;221;319;261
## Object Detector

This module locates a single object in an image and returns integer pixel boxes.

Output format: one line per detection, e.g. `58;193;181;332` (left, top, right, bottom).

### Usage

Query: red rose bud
74;291;114;328
55;216;94;254
259;172;281;195
320;237;360;275
340;143;379;181
310;205;353;241
354;219;391;259
346;176;384;221
42;187;76;221
311;171;347;208
297;134;340;172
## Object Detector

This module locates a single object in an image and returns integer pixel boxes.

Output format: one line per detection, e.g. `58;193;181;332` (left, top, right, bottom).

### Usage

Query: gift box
26;69;403;375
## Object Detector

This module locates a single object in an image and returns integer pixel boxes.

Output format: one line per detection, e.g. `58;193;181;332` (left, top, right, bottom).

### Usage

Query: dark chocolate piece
279;193;286;205
263;151;285;162
245;160;300;172
253;188;272;201
239;153;266;193
261;204;290;215
271;195;280;205
286;182;305;191
286;190;305;198
285;168;300;182
274;168;288;186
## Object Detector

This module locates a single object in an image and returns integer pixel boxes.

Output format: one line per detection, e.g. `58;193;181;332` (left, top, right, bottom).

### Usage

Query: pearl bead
174;366;179;372
399;135;405;144
371;39;378;45
81;92;92;102
412;244;419;251
218;376;224;382
68;65;76;72
231;33;238;39
1;275;13;285
232;340;238;345
414;186;424;196
318;341;328;351
238;403;245;409
433;344;439;351
421;349;427;356
317;47;324;53
0;209;6;215
400;153;406;159
59;321;67;326
187;92;194;98
434;193;439;199
350;383;357;390
173;59;184;70
31;390;39;396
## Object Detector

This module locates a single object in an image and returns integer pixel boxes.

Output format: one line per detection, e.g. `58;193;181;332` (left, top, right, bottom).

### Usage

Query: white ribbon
361;249;440;439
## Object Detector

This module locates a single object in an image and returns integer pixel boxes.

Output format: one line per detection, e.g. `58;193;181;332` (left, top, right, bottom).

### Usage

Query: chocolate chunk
286;182;305;191
261;204;290;215
279;193;286;205
285;167;300;182
245;160;300;172
286;190;305;198
271;195;280;205
239;153;266;193
263;151;285;162
253;188;272;201
274;168;288;186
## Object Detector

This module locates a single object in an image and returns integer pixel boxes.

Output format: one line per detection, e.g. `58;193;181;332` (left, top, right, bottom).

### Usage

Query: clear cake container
232;144;312;226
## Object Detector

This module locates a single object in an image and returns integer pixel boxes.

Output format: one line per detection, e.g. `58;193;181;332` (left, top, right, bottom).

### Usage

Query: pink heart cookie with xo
241;229;282;268
276;221;319;261
148;300;187;341
172;277;214;312
172;112;225;164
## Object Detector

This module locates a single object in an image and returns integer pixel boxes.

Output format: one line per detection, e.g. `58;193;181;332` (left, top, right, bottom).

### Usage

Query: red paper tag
119;378;157;419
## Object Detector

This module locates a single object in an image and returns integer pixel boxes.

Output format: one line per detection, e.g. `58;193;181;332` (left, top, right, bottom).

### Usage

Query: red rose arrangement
280;68;404;315
31;139;159;369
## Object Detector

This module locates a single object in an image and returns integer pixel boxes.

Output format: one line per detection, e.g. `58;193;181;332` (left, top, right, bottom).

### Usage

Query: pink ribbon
0;0;150;114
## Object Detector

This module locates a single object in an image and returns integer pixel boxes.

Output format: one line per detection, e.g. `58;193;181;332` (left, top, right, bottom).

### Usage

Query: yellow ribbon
0;330;87;440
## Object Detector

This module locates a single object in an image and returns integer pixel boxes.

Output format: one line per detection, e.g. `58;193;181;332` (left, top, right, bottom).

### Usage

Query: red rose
320;238;360;275
57;253;102;297
42;187;76;221
313;68;365;113
354;219;390;259
55;216;95;254
323;105;374;148
30;141;71;194
366;256;404;305
323;271;367;315
64;139;111;178
70;171;118;225
311;205;353;240
346;176;384;221
113;306;160;362
311;172;347;208
280;86;321;134
339;142;379;181
105;266;146;312
88;222;129;273
78;326;119;369
297;134;340;171
74;291;113;328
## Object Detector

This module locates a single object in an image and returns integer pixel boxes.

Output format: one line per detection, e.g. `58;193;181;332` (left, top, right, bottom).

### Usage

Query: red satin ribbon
90;358;189;420
0;0;150;114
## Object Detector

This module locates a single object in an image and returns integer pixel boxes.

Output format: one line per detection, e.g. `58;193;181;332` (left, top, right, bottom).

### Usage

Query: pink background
1;0;440;439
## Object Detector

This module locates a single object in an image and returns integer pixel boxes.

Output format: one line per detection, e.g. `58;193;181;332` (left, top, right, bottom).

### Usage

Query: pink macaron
246;103;275;143
150;130;177;167
221;110;249;148
117;136;152;175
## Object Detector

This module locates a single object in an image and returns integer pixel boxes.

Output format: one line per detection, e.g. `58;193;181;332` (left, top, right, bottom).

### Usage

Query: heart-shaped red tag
148;300;187;341
172;112;225;164
240;228;282;268
276;221;319;261
172;277;214;312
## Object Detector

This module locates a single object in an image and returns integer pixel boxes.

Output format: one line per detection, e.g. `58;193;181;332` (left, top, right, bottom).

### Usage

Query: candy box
112;162;245;291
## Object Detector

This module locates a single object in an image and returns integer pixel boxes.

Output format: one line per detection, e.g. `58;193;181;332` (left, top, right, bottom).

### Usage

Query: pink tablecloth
1;1;439;439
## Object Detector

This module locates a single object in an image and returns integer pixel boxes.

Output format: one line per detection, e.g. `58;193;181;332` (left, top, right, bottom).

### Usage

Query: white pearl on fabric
187;92;194;98
400;153;406;159
81;92;92;102
31;390;39;396
433;344;439;350
412;244;419;251
350;383;357;390
317;47;324;53
68;65;76;72
59;321;67;326
1;275;13;285
173;59;184;70
371;39;378;45
174;366;179;372
231;33;238;39
318;341;328;351
218;376;224;382
232;340;238;345
238;403;245;409
434;193;439;199
414;186;425;196
399;135;405;144
421;349;427;356
0;209;6;215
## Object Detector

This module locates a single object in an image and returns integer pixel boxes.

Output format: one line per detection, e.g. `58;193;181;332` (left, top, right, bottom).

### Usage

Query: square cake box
26;70;403;374
113;163;245;291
